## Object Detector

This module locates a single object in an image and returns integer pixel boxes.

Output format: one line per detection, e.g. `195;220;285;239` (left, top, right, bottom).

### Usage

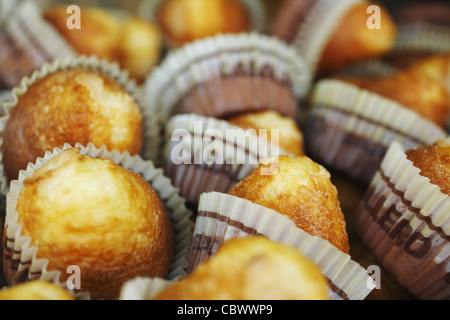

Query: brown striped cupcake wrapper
162;113;290;210
186;191;374;300
2;142;194;299
141;32;311;141
0;0;77;88
138;0;267;37
0;55;162;195
355;141;450;300
271;0;364;76
304;79;447;184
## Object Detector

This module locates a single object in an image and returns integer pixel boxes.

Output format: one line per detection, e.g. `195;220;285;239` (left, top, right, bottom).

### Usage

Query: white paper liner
2;142;194;299
0;0;76;87
394;23;450;54
305;79;447;184
0;0;18;24
355;141;450;300
184;191;374;301
162;113;290;208
119;277;173;300
287;0;364;75
0;55;162;195
141;32;312;138
138;0;266;35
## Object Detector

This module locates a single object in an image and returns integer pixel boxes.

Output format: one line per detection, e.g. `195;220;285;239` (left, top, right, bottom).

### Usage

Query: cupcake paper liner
271;0;363;76
119;277;173;300
304;79;447;184
185;191;374;301
0;0;76;88
141;32;311;155
2;142;194;299
394;23;450;55
338;59;399;78
162;113;289;209
138;0;266;36
0;54;162;195
355;141;450;300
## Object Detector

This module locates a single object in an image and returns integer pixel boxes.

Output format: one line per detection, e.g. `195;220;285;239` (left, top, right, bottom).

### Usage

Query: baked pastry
227;155;350;253
0;281;75;300
405;138;450;196
1;68;143;182
355;138;450;299
317;2;397;75
43;5;121;62
271;0;397;76
154;236;329;300
43;5;162;83
14;148;174;300
116;17;163;83
337;59;449;128
155;0;251;47
227;110;305;156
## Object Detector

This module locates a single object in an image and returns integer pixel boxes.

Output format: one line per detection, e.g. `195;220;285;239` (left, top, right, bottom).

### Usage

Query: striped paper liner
0;0;76;88
304;79;447;184
186;191;374;301
162;113;290;209
141;32;311;158
2;142;194;299
355;141;450;300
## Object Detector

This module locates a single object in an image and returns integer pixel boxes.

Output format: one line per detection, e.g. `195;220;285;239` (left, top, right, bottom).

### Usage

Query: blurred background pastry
154;236;329;300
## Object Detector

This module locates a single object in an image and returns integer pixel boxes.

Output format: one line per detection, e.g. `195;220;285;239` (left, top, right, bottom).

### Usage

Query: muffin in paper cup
0;0;76;88
270;0;364;75
2;142;194;299
141;32;311;138
0;54;162;195
355;141;450;300
304;79;447;185
162;113;290;210
184;191;374;300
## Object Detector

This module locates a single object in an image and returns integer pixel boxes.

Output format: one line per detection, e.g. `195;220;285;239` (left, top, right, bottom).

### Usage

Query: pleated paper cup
0;55;162;195
162;113;290;210
186;191;374;300
0;0;76;88
270;0;363;75
337;59;399;78
141;32;311;140
304;79;447;184
2;142;194;299
355;141;450;300
394;23;450;55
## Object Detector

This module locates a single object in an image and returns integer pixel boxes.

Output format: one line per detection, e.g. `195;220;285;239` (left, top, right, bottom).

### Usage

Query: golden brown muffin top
406;138;450;196
154;236;329;300
318;2;397;75
227;110;305;157
43;6;121;62
0;281;74;300
156;0;250;47
1;69;142;182
16;148;173;300
227;155;350;253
